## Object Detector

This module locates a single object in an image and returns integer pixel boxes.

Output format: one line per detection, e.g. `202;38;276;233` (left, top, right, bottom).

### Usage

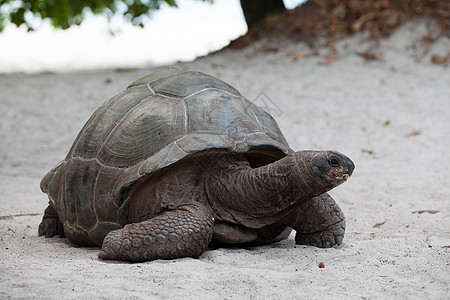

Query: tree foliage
0;0;212;32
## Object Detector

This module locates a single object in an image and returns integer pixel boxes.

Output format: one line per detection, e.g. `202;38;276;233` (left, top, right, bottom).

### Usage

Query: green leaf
0;0;219;31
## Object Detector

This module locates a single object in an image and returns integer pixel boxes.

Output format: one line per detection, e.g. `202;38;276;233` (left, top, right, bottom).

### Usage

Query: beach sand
1;19;449;299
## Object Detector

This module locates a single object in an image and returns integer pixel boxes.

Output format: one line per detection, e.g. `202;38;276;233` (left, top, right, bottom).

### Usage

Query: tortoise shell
41;68;292;245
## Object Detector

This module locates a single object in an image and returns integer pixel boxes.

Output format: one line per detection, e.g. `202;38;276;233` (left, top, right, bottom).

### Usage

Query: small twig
412;210;440;214
0;213;42;220
373;221;386;228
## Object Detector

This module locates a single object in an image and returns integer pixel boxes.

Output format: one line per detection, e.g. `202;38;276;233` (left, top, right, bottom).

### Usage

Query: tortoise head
292;150;355;192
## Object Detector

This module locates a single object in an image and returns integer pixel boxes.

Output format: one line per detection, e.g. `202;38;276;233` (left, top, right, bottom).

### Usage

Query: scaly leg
292;193;346;248
98;204;214;262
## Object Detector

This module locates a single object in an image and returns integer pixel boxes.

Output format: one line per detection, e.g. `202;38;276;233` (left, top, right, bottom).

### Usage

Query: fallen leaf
362;149;374;154
357;50;380;61
262;42;279;53
293;52;305;60
431;55;449;67
419;34;434;48
351;12;376;31
10;163;19;168
326;53;334;65
408;130;420;136
381;120;390;127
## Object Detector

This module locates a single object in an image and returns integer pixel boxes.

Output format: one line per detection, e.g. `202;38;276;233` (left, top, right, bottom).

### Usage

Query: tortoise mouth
327;168;352;182
338;173;350;181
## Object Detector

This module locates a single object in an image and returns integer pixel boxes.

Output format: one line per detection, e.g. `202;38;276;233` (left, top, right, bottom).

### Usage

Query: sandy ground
1;19;449;299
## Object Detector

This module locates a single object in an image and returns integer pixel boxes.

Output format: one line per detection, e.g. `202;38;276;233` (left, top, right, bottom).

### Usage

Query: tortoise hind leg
99;204;214;262
291;193;346;248
38;204;65;238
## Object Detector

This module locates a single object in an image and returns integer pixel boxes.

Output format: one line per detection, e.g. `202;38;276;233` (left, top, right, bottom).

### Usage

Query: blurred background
0;0;304;73
1;1;449;298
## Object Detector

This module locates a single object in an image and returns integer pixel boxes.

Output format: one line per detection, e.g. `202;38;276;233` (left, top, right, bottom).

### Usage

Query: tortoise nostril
346;159;355;175
342;162;355;178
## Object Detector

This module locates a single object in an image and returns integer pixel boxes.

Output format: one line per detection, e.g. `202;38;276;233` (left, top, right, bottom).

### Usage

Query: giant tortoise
39;68;354;262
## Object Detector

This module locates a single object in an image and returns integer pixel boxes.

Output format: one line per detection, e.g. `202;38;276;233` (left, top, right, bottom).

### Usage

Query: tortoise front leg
98;204;214;262
38;204;65;238
290;193;346;248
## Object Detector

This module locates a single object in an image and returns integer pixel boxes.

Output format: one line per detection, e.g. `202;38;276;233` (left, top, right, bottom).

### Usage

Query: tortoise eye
328;157;340;167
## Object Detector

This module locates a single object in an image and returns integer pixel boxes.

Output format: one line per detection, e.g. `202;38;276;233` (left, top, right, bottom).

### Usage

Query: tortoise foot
99;204;214;262
38;205;65;238
291;193;346;248
295;221;345;248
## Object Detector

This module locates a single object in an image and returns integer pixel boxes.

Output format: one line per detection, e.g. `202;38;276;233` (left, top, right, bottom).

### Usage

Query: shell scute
184;91;261;137
69;86;154;160
94;167;123;222
65;159;99;230
97;95;185;167
149;71;240;99
127;67;181;89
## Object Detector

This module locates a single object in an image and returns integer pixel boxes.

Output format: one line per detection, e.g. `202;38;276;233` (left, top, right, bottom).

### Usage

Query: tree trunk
240;0;286;30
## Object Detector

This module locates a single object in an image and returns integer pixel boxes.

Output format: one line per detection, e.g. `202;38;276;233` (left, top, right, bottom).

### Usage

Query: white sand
1;19;449;299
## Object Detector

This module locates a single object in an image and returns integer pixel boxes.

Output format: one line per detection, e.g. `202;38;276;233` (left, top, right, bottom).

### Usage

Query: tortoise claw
44;222;55;238
98;229;123;260
38;212;65;238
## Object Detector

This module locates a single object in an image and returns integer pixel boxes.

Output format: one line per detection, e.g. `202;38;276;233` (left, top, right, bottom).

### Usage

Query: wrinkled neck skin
205;152;330;228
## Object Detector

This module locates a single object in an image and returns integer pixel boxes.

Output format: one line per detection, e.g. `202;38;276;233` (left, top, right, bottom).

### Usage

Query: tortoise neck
206;153;320;228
